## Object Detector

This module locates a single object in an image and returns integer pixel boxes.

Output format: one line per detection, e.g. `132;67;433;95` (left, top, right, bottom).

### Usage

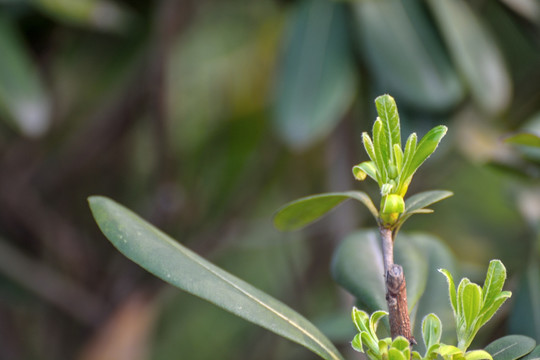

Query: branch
379;226;415;344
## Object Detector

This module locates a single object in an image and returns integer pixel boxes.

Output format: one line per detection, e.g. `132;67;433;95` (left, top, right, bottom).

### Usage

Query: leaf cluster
354;95;447;226
440;260;512;351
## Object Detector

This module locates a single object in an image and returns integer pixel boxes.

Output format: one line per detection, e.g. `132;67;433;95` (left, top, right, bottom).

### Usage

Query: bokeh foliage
0;0;540;359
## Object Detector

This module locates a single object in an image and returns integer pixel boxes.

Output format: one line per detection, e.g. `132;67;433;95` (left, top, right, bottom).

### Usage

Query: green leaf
370;310;389;336
406;125;447;178
398;190;453;226
0;17;50;137
331;230;387;312
485;335;536;360
394;144;404;172
462;283;482;327
465;350;493;360
88;196;344;360
427;0;511;115
31;0;130;32
505;133;540;148
397;132;418;195
352;333;364;352
375;94;401;156
521;345;540;360
439;344;464;357
353;0;463;111
353;161;378;182
422;314;442;351
439;268;458;317
273;0;355;149
389;348;407;360
273;191;378;231
404;190;454;214
352;307;370;333
482;260;507;308
478;291;511;328
373;118;390;182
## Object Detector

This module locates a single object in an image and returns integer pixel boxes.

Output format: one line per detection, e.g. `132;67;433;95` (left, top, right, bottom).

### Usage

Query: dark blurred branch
0;238;106;326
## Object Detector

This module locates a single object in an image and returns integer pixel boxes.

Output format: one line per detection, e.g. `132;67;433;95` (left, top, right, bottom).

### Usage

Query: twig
379;226;415;344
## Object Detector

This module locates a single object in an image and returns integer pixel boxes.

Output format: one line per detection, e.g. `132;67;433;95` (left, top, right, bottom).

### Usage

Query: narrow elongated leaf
478;291;511;327
0;17;50;137
482;260;507;308
88;196;344;360
373;119;390;182
408;125;448;177
439;269;458;317
485;335;536;360
273;0;355;149
404;191;454;214
462;283;482;327
354;0;463;111
505;133;540;148
32;0;130;32
273;191;378;231
427;0;511;114
375;95;401;156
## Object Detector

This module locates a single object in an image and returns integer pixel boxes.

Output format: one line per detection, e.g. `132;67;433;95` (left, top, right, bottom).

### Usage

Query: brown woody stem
379;226;416;344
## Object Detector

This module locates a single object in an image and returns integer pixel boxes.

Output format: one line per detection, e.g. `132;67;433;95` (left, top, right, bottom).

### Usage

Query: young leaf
273;191;378;231
482;260;507;308
375;94;401;153
352;333;364;352
465;350;493;360
373;119;390;182
478;291;511;327
397;133;418;195
88;196;344;360
394;144;404;172
407;125;447;178
353;161;378;181
369;310;389;336
457;278;472;325
439;268;457;317
389;348;407;360
485;335;536;360
422;314;442;351
462;283;482;328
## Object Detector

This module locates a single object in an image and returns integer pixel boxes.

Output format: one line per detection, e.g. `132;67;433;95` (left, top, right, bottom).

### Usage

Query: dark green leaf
521;345;540;360
505;133;540;148
427;0;511;114
353;0;463;111
273;191;378;231
273;0;355;149
0;17;50;137
485;335;536;360
88;196;344;360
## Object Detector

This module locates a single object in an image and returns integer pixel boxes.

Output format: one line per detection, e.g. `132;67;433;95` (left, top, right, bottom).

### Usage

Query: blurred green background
0;0;540;359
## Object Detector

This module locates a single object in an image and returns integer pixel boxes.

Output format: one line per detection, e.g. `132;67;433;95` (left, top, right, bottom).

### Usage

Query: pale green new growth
354;94;448;227
439;260;512;351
